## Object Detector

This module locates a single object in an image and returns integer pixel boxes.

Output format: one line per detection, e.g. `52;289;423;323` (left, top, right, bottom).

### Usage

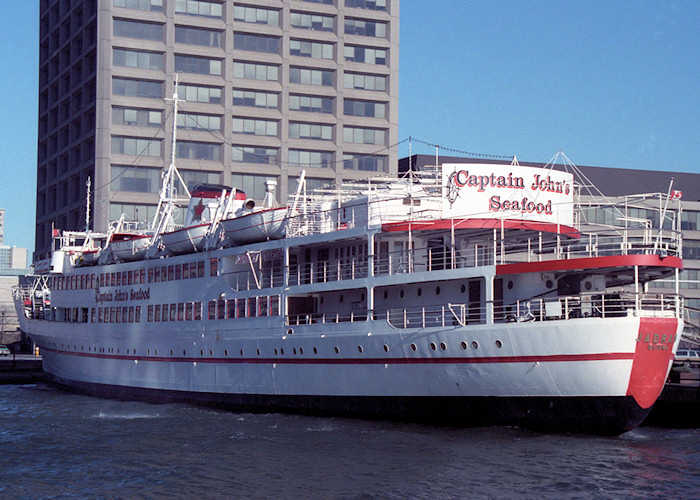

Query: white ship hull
220;207;287;246
160;224;209;255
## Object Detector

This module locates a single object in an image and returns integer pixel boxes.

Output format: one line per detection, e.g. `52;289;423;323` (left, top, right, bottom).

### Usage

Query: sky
0;1;699;255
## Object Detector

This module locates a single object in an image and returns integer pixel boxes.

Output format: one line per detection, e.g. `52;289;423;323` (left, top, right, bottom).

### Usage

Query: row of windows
116;0;387;25
112;72;387;99
50;260;206;290
206;296;281;320
113;20;389;64
148;302;203;322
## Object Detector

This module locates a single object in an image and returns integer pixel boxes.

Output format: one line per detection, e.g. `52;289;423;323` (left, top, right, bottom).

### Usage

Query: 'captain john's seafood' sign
443;163;575;227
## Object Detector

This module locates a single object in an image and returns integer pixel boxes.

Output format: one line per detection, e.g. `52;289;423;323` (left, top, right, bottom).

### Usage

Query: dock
645;367;699;428
0;355;45;384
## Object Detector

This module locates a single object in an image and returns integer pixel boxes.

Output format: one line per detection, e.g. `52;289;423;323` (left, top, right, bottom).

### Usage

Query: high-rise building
0;209;4;245
36;0;399;258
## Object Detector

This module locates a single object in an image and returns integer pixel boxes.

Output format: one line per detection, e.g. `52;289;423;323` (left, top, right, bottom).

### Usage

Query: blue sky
1;1;699;254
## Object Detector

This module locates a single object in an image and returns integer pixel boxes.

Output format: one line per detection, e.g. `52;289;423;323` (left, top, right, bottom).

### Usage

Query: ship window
210;258;218;277
135;306;141;323
430;342;436;351
495;340;503;348
99;308;104;323
461;284;466;293
334;346;339;354
175;265;181;280
170;304;177;321
198;261;205;278
383;344;389;352
194;302;202;320
177;303;184;321
248;297;257;317
217;299;225;319
226;299;236;319
161;266;168;282
123;307;129;323
400;290;404;298
128;270;134;285
185;302;193;321
207;300;216;319
154;304;161;321
436;286;441;295
440;342;446;351
472;341;479;349
148;267;154;283
168;265;174;281
358;345;363;353
91;308;96;323
115;307;121;323
147;305;154;322
383;291;388;299
129;306;135;323
154;268;160;283
461;341;467;350
259;296;268;316
417;288;422;296
410;343;417;351
270;296;279;316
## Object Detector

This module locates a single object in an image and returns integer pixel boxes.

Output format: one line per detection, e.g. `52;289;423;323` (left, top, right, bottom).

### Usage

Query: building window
344;99;386;118
114;0;163;11
345;18;386;38
344;45;387;65
345;0;387;11
231;174;279;201
232;118;278;137
343;72;386;91
233;33;280;54
290;39;334;59
175;26;222;48
109;203;159;226
343;154;387;172
176;141;221;161
111;166;161;193
289;95;333;113
113;48;163;70
289;123;333;141
290;12;334;32
685;239;700;260
233;89;278;109
111;136;161;157
112;107;162;127
289;67;334;87
232;146;278;165
180;169;221;190
233;62;279;82
179;84;221;104
113;19;163;41
289;150;333;168
177;113;222;131
288;176;333;195
301;0;334;4
343;127;386;145
174;55;222;75
175;0;223;18
234;6;279;26
113;78;163;99
681;211;699;231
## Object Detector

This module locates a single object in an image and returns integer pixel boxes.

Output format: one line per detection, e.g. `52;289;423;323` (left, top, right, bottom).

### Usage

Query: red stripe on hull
626;317;678;409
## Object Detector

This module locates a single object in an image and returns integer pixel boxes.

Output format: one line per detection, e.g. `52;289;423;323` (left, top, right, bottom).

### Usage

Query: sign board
442;163;574;227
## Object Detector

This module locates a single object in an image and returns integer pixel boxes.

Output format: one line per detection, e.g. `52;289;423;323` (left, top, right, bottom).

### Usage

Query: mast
85;177;91;233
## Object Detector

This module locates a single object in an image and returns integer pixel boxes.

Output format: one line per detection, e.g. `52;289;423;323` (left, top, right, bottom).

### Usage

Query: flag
671;190;682;199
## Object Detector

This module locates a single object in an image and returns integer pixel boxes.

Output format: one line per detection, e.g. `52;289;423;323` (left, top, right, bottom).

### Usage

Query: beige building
36;0;399;258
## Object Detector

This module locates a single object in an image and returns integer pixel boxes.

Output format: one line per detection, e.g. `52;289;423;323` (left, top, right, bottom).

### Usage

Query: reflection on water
0;384;697;499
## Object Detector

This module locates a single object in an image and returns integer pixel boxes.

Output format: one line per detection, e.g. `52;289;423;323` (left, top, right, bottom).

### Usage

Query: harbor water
0;384;697;499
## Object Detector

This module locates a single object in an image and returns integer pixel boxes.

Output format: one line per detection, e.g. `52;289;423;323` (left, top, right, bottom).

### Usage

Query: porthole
358;345;363;353
384;291;388;299
418;288;422;296
461;341;468;350
274;348;278;355
209;350;213;356
545;280;553;289
293;348;297;355
334;346;339;354
507;281;514;290
287;328;294;335
440;342;446;351
340;295;344;303
300;347;304;355
170;350;173;355
183;350;186;355
225;349;229;356
400;289;404;298
584;281;593;291
410;343;417;351
383;344;389;352
472;341;479;349
280;348;284;355
257;349;261;356
461;284;466;293
313;347;318;354
430;342;436;351
495;340;503;348
436;286;441;295
200;350;204;356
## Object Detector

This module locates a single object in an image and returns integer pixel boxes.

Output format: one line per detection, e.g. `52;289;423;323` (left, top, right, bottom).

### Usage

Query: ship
14;155;685;435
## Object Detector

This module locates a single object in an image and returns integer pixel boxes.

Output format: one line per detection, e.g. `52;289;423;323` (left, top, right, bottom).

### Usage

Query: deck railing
285;293;682;329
